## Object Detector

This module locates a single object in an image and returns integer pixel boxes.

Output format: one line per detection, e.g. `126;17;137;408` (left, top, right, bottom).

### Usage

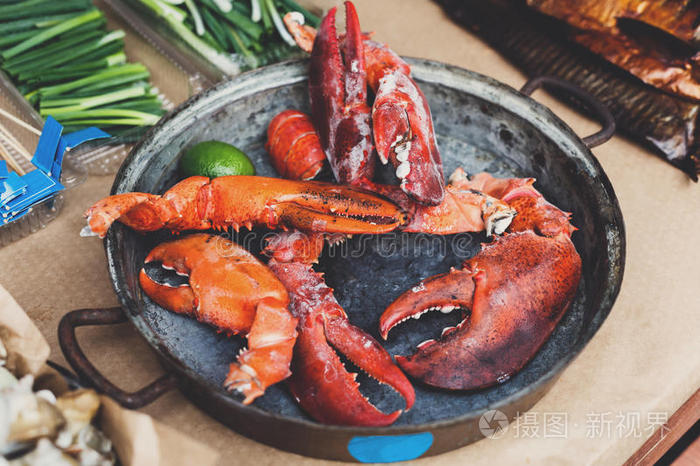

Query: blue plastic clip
0;116;110;225
51;126;110;181
30;116;63;176
2;170;63;216
0;171;27;206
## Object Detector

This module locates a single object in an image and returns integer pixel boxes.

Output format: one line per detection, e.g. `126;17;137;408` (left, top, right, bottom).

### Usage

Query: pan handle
520;75;615;148
58;307;176;409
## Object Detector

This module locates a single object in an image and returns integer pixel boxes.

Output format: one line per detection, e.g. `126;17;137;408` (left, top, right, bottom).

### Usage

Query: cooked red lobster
82;175;404;238
139;233;297;404
271;2;583;392
266;231;415;426
282;1;445;205
84;0;583;427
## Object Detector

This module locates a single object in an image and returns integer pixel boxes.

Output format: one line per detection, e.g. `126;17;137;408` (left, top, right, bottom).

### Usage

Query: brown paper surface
0;1;699;465
100;396;219;466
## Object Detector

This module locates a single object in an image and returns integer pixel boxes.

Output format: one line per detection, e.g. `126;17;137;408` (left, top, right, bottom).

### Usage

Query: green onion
265;0;296;46
184;0;205;36
1;4;165;135
136;0;187;23
2;9;102;60
40;85;149;111
2;30;105;70
250;0;261;22
201;0;263;40
124;0;320;73
44;107;162;125
259;0;273;31
7;31;124;75
56;16;107;40
0;0;92;22
36;64;149;97
0;13;81;35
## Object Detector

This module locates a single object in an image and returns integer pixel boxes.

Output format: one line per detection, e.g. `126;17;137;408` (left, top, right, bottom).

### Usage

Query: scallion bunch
127;0;320;71
0;0;165;137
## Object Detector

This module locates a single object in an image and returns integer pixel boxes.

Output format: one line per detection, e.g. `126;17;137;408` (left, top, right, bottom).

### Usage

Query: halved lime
179;141;255;178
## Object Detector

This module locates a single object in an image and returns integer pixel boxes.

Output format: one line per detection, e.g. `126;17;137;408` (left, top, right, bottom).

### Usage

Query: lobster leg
138;234;297;404
225;299;298;403
83;175;404;238
267;233;414;426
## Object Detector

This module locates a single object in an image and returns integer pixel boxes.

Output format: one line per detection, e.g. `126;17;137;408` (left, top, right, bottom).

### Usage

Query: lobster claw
309;2;375;185
381;176;582;390
83;176;404;237
288;310;412;426
267;233;414;426
364;40;445;205
138;234;297;404
380;231;581;390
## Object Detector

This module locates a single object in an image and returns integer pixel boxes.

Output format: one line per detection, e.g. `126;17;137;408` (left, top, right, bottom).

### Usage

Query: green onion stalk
0;1;165;136
125;0;321;71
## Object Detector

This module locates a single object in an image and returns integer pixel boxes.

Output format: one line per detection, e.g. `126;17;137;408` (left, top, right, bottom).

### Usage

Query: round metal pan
59;59;625;462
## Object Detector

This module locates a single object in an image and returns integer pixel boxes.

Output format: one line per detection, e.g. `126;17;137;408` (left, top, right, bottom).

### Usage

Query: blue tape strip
2;170;63;214
347;432;433;463
50;137;70;182
62;127;111;148
1;172;27;205
31;116;63;175
0;160;8;179
51;127;111;180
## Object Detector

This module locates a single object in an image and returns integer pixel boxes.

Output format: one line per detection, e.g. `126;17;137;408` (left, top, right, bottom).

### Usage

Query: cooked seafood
266;232;415;426
267;112;582;390
380;172;581;389
139;234;297;404
527;0;700;48
86;0;586;427
83;175;404;238
287;2;446;205
266;110;327;181
0;365;114;465
527;0;700;102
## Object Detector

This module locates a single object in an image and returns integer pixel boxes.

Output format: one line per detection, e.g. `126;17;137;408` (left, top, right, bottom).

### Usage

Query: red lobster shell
266;110;326;180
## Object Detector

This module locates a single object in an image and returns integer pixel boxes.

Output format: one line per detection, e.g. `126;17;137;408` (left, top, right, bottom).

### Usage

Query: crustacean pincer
138;233;298;404
380;173;582;390
82;175;404;238
295;1;445;205
265;232;415;426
